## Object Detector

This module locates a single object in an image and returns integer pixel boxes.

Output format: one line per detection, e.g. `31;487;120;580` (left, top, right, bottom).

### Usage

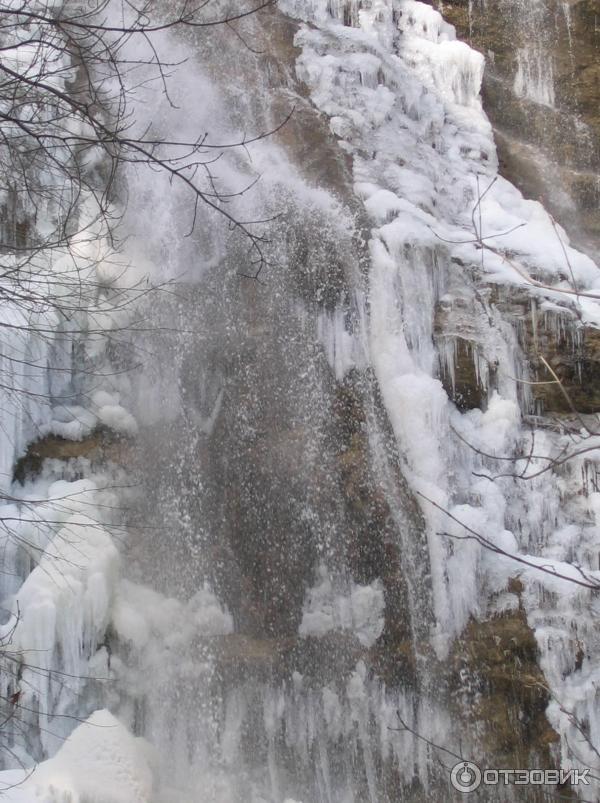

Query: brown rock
13;428;133;483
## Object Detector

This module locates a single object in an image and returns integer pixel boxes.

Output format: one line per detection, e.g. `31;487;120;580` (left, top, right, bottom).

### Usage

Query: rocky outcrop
433;275;600;418
13;428;134;483
524;313;600;416
492;284;600;415
450;601;560;769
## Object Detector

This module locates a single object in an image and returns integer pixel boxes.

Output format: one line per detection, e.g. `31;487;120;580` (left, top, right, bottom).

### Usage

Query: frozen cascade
0;1;600;802
506;0;556;108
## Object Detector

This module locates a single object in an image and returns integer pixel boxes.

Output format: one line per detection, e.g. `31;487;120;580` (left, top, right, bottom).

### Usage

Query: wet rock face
450;602;560;771
329;371;424;686
431;0;600;255
437;335;488;411
433;282;497;412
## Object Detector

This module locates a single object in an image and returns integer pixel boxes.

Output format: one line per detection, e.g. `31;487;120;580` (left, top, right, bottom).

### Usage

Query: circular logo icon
451;761;482;793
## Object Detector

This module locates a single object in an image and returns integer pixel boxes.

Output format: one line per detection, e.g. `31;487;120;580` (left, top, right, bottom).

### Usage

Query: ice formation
299;567;385;647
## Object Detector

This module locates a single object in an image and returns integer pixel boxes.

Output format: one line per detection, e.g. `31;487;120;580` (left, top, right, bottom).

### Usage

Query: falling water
510;0;556;107
111;11;442;800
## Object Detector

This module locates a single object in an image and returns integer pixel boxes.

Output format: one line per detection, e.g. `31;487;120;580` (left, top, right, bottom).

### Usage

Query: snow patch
0;710;153;803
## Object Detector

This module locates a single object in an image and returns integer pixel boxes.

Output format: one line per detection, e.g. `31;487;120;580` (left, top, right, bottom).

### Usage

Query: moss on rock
450;606;560;767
